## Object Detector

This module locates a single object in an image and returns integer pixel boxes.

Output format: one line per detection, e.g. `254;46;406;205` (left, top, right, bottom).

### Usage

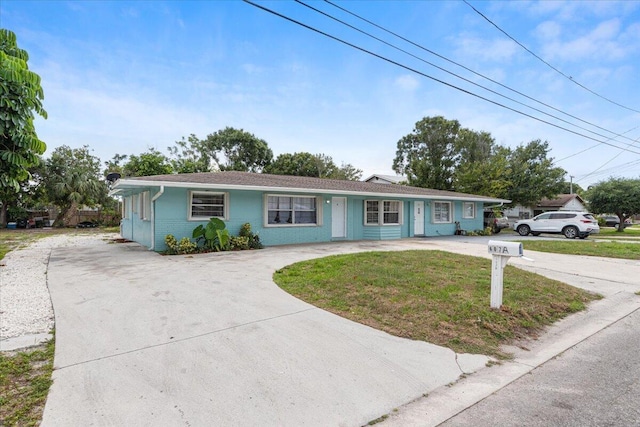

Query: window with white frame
365;200;402;225
266;195;318;225
139;191;150;220
123;197;129;219
189;191;227;220
462;202;475;219
433;201;452;223
132;194;138;214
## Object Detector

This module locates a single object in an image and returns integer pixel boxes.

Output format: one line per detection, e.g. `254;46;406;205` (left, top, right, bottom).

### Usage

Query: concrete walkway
40;236;640;426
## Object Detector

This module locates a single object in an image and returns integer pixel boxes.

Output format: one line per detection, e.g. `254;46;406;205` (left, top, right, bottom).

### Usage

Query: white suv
514;211;600;239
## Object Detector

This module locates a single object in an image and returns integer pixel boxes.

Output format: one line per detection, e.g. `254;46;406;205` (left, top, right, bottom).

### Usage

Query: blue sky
3;0;640;187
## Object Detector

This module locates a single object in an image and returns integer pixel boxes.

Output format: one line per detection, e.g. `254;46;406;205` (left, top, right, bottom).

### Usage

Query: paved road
440;308;640;427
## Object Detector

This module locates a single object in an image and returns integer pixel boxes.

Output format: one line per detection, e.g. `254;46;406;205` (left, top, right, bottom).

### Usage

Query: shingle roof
363;174;406;184
537;194;584;208
114;171;509;202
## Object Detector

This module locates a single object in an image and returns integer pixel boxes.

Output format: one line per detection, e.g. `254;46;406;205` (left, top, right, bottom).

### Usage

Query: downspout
149;185;165;251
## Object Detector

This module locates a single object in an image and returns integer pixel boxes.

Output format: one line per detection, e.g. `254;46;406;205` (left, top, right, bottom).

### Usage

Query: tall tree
505;140;566;207
0;29;47;225
264;152;362;180
42;145;107;226
168;134;213;173
454;145;511;198
122;148;173;177
587;178;640;232
201;127;272;172
393;116;463;190
264;152;320;177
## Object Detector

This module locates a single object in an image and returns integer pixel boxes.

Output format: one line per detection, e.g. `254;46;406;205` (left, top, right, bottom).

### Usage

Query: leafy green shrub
238;222;263;249
165;234;178;254
230;236;250;250
164;234;197;254
193;218;230;251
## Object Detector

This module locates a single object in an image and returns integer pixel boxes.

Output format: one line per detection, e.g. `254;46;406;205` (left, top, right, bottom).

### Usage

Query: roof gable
537;194;585;208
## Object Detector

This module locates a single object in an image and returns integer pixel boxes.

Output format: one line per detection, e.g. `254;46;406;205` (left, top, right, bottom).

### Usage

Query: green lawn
521;240;640;260
274;250;600;359
0;338;55;426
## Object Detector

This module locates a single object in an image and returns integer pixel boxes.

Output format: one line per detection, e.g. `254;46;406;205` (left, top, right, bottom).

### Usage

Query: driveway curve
42;238;489;427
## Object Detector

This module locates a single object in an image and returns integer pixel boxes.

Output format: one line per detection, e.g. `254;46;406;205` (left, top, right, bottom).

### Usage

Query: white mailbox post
487;240;523;309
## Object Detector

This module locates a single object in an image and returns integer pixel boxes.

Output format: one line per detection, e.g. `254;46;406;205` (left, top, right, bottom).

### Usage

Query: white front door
331;197;347;238
414;201;425;235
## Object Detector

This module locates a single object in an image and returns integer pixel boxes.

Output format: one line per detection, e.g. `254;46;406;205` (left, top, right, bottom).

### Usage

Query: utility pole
570;175;574;194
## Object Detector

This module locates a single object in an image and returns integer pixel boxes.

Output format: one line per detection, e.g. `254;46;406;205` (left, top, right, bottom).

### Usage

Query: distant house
110;171;509;251
535;194;587;215
503;194;587;221
362;174;406;185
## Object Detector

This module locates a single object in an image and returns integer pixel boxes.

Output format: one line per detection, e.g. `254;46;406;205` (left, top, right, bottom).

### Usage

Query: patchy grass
521;240;640;260
0;338;55;426
274;250;599;359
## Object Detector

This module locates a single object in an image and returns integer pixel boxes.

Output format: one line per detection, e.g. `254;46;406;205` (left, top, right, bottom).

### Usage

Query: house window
189;191;227;220
139;191;150;221
123;198;129;219
266;195;318;226
433;201;452;223
132;194;138;214
462;202;475;219
366;200;379;225
365;200;402;225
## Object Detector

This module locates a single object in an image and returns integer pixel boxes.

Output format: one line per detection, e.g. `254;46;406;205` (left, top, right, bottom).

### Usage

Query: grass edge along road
274;250;600;359
520;239;640;260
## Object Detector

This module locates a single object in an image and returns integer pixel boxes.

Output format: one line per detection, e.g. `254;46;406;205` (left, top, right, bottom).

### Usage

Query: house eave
111;179;510;204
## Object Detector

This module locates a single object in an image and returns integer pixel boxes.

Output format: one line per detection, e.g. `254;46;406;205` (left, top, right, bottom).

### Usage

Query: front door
414;201;425;235
331;197;347;238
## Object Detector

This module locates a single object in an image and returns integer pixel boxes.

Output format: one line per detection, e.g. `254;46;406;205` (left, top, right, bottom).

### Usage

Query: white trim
139;191;150;221
264;194;322;227
149;186;165;251
462;201;476;219
188;191;229;221
364;199;403;226
112;179;509;203
432;201;453;223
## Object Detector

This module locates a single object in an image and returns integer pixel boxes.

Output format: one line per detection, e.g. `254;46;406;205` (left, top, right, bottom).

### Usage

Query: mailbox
487;240;525;309
487;240;523;257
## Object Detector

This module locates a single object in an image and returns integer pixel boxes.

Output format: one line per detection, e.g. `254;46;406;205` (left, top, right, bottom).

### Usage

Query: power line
554;126;640;163
322;0;640;146
463;0;640;114
243;0;640;156
294;0;633;146
578;134;640;182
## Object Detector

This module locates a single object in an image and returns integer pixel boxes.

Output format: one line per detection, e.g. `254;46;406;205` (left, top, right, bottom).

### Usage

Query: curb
379;291;640;426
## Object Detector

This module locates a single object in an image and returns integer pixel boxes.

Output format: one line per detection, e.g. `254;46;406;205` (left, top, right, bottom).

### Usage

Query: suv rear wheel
563;226;579;239
517;224;530;236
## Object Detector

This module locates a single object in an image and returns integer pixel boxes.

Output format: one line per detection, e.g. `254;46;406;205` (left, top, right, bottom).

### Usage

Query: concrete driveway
41;238;490;427
41;236;640;426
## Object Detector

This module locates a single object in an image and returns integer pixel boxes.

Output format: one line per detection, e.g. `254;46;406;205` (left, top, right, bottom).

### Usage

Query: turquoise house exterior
110;172;509;251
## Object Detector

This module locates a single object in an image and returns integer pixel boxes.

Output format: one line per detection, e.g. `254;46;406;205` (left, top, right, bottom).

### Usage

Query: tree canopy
393;116;567;206
264;152;362;180
505;140;566;207
587;178;640;232
202;127;273;172
42;145;107;226
0;29;47;225
393;116;461;190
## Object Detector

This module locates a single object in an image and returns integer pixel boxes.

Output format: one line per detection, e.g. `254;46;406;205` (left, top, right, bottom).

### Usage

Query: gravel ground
0;232;118;351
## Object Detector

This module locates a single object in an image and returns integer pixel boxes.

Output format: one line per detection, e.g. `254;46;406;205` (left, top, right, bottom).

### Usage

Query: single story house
110;171;510;251
504;194;587;220
534;194;587;215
